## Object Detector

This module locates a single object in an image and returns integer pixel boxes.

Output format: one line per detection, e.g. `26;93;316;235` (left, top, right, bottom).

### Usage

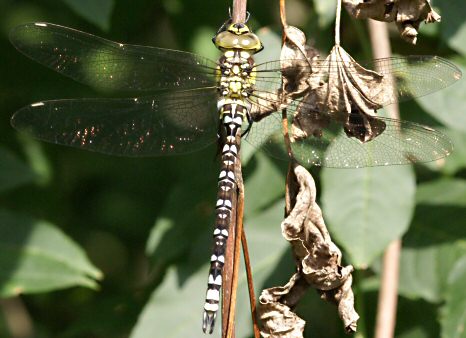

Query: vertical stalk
335;0;342;45
368;19;402;338
0;297;34;338
231;0;248;23
241;229;260;338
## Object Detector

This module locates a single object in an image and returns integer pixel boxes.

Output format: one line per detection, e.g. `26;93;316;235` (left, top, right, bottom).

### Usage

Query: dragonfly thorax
217;50;256;99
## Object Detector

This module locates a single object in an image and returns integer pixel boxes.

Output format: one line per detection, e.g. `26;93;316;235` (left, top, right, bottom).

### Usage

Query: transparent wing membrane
10;22;460;167
246;112;452;168
10;23;217;92
12;88;219;156
254;56;462;106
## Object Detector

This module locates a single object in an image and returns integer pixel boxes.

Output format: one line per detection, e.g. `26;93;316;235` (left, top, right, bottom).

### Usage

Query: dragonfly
10;20;461;334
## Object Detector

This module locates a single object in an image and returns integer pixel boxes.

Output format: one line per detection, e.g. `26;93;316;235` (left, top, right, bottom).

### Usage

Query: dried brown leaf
281;26;318;98
342;0;441;44
258;273;306;338
290;45;394;143
258;164;359;335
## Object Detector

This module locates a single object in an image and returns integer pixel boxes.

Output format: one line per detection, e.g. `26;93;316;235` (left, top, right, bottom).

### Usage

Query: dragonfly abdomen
203;101;247;334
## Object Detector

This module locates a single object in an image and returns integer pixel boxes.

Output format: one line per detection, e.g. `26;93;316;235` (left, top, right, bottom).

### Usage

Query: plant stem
225;166;245;338
241;229;260;338
335;0;342;45
368;19;402;338
0;297;34;338
231;0;248;23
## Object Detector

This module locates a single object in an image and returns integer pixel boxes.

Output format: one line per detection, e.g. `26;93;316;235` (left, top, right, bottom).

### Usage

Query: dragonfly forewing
254;56;462;107
10;23;218;92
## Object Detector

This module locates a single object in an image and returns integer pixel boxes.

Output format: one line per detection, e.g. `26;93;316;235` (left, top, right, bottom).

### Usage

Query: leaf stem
335;0;342;45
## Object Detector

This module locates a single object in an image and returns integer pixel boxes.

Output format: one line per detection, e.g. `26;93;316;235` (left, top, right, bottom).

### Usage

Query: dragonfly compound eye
213;30;263;53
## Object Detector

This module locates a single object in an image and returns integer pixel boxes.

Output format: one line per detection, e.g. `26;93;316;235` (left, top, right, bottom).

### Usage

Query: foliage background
0;0;465;337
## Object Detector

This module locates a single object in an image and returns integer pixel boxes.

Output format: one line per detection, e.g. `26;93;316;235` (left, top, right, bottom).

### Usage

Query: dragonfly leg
241;111;253;137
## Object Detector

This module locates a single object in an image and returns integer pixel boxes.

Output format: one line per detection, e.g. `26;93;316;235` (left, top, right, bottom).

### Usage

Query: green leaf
398;243;464;303
255;27;281;65
0;210;102;296
441;129;466;175
132;201;291;338
423;129;466;175
441;256;466;338
130;266;212;338
244;152;284;216
321;165;416;268
417;61;466;132
235;200;294;337
190;26;219;60
437;1;466;56
0;146;36;193
416;178;466;207
313;0;337;28
397;204;466;302
146;190;215;270
146;170;217;271
60;0;115;31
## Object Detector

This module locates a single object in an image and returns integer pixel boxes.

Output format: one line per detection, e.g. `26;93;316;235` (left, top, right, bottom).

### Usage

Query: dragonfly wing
291;116;452;168
11;88;219;156
356;56;462;105
10;23;217;92
254;56;462;107
244;110;287;159
245;110;452;168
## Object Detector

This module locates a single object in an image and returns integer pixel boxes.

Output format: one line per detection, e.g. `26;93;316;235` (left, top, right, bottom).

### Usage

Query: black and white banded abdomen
202;100;248;334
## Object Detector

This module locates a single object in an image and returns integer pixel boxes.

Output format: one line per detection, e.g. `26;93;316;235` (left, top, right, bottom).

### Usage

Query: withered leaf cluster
282;27;391;145
258;164;359;337
342;0;441;44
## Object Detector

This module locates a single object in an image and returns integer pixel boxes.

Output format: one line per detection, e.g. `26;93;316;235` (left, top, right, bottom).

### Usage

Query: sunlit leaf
0;210;102;296
417;61;466;132
321;165;416;268
440;256;466;338
416;178;466;207
130;266;214;338
397;202;466;302
244;152;284;216
440;129;466;174
313;0;337;28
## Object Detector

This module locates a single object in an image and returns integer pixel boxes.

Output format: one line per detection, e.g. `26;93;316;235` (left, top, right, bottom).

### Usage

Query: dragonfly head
213;22;263;54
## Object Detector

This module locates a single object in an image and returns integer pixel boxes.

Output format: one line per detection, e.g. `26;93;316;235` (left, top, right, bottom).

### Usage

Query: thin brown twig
279;0;292;160
222;175;237;338
0;298;34;338
241;229;260;338
335;0;342;45
279;0;288;30
368;19;402;338
231;0;248;23
281;108;293;160
226;163;245;338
